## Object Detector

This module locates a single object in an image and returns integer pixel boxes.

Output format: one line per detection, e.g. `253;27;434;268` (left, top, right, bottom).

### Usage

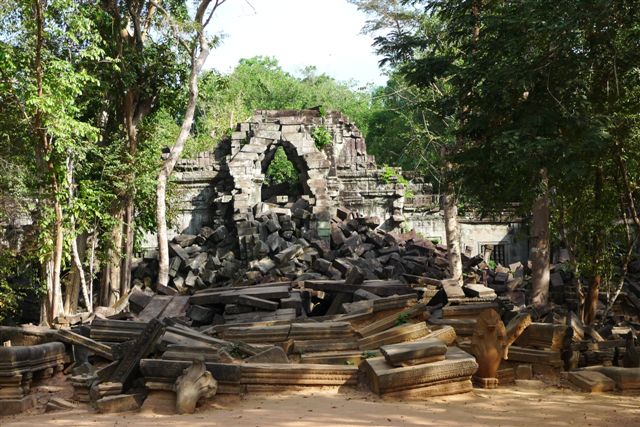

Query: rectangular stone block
96;394;143;413
254;130;281;140
0;395;36;416
568;371;615;392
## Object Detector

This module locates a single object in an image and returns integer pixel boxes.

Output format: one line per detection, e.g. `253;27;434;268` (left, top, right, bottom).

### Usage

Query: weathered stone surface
364;347;478;395
590;366;640;391
380;338;448;367
244;347;289;364
0;395;36;416
95;394;143;413
568;371;615;392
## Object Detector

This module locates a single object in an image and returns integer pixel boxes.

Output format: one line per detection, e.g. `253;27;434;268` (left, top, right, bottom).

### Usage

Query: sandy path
2;384;639;427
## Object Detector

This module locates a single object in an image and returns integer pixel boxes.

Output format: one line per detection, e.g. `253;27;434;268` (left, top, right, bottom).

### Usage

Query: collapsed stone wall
162;109;527;264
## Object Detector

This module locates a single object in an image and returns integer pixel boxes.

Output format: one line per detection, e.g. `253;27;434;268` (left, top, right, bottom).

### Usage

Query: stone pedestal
472;375;499;389
0;395;36;416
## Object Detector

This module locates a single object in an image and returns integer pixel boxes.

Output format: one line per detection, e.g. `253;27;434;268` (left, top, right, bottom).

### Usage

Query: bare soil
2;379;639;427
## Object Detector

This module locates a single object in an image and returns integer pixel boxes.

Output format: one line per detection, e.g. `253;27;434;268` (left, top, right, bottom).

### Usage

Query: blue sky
205;0;387;87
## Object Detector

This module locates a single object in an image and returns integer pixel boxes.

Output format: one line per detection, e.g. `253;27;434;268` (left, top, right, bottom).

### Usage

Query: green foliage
311;127;332;150
0;249;42;324
136;109;181;237
265;146;298;186
379;165;414;198
196;56;377;143
395;312;410;326
361;350;377;359
364;0;640;303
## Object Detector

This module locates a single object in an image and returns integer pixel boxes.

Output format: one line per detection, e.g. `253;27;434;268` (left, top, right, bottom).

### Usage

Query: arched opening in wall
261;143;308;204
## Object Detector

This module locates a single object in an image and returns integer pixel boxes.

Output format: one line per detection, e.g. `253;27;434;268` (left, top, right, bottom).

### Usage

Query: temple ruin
165;109;527;265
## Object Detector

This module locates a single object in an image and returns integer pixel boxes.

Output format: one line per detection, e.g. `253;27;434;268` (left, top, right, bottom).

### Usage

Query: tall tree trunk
105;213;123;306
583;167;605;324
583;275;601;325
121;200;134;296
156;0;223;287
66;233;89;313
443;180;463;285
157;173;170;288
156;53;205;288
530;167;550;309
65;159;92;313
34;0;64;324
119;90;139;298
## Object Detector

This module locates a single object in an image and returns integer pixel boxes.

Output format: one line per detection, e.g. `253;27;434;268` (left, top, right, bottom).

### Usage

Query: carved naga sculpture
175;359;218;414
470;309;532;388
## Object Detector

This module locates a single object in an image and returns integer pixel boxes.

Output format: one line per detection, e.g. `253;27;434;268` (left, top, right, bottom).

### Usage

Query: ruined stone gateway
165;109;527;265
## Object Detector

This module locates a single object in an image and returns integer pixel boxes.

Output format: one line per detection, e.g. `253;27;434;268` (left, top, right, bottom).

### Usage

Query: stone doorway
260;143;306;205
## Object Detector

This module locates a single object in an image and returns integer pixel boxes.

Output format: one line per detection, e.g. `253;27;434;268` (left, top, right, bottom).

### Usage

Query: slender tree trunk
156;0;220;287
530;168;550;309
120;90;138;298
107;213;123;306
88;229;98;309
157;173;170;287
99;261;110;306
70;229;91;313
583;275;601;325
583;168;605;324
65;159;92;313
121;200;134;295
34;0;64;324
46;189;65;323
443;180;463;285
67;233;89;313
156;52;205;287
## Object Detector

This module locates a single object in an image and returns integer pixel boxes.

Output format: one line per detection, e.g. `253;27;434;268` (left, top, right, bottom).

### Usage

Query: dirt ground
2;379;640;427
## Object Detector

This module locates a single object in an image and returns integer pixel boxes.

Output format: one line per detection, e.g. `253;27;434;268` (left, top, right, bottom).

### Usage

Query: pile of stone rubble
1;201;639;415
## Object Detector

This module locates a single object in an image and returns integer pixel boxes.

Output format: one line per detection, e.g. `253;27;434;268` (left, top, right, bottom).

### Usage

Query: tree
1;0;103;323
351;0;465;285
156;0;228;289
431;0;640;318
92;0;188;305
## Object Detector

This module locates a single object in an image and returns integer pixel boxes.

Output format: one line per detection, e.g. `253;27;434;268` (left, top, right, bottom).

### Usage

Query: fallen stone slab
300;350;376;365
429;318;476;337
442;302;500;319
589;366;640;392
238;294;279;311
463;284;496;298
424;326;457;345
356;304;426;337
358;322;430;350
378;378;472;400
380;338;448;367
239;363;358;388
89;319;148;343
292;338;359;353
95;393;144;413
190;285;291;305
515;323;569;351
223;324;291;343
504;346;563;368
55;328;113;361
244;347;289;364
289;322;353;340
568;371;615;392
363;347;478;395
46;396;77;412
